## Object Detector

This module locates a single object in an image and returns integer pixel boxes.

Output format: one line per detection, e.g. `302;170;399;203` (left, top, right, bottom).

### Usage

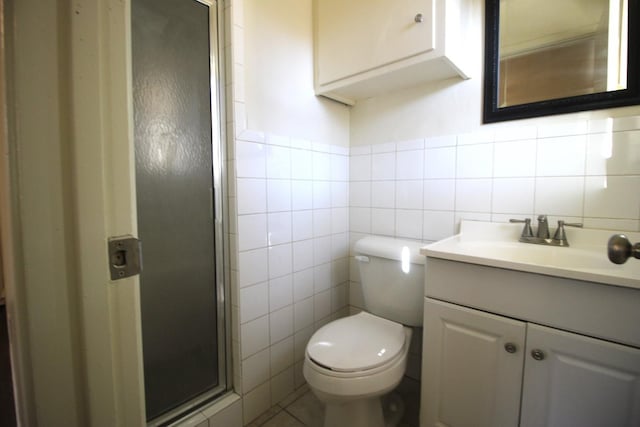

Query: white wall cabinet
313;0;472;105
422;298;640;427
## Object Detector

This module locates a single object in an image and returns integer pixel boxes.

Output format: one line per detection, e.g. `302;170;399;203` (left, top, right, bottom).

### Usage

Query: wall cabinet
313;0;473;105
422;298;640;427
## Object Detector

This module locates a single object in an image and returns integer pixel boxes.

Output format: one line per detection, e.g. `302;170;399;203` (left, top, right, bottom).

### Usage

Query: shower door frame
1;0;231;424
140;0;231;423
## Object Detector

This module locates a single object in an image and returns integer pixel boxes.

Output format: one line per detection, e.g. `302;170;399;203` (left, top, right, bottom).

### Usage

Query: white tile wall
456;143;493;178
228;4;640;424
346;115;640;385
239;282;268;323
349;116;640;263
230;131;350;424
238;249;268;287
372;181;394;208
493;139;537;177
396;150;424;180
269;275;293;312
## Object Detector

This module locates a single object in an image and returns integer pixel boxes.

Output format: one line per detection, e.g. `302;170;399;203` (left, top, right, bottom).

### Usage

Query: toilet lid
306;312;405;372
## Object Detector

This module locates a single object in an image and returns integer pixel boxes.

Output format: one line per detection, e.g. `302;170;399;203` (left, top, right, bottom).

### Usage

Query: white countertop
421;220;640;289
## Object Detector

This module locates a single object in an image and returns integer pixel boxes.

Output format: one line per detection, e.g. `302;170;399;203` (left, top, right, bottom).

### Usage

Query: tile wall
347;115;640;386
229;131;350;424
348;117;640;247
224;2;352;423
225;1;640;425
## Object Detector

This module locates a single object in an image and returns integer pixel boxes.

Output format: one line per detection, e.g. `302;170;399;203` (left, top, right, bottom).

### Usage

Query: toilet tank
354;236;425;326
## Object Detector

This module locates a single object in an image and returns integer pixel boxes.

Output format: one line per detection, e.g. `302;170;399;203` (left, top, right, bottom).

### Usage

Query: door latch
108;235;142;280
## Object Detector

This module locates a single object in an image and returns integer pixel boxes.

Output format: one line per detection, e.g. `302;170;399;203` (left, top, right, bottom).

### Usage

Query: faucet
552;220;583;246
510;216;582;246
536;215;550;239
509;217;533;238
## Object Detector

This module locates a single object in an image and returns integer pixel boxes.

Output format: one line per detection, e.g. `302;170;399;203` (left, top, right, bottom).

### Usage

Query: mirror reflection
498;0;628;107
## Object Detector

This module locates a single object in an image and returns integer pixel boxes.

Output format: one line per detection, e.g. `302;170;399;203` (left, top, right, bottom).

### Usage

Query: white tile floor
244;385;318;427
249;377;420;427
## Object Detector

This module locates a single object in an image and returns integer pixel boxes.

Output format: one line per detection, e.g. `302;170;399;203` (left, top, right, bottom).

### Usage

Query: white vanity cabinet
313;0;472;105
420;221;640;427
422;298;525;427
422;298;640;427
520;324;640;427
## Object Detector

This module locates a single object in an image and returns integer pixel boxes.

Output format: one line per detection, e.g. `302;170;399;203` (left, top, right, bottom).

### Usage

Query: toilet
303;236;424;427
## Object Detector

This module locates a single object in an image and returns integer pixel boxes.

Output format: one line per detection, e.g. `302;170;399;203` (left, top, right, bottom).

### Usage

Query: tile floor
248;377;420;427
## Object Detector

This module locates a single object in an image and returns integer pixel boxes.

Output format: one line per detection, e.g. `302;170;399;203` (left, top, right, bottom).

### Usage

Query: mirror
483;0;640;123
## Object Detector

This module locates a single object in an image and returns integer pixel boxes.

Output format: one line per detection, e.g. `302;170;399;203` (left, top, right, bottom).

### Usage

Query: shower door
131;0;227;423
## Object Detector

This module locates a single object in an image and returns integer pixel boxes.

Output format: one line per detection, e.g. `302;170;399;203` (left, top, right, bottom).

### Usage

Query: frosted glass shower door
132;0;225;421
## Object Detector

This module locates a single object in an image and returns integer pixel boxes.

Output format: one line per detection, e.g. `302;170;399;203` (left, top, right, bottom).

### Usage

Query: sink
422;220;640;289
456;241;614;270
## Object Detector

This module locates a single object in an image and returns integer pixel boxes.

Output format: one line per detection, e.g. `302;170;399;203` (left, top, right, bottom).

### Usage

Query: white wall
242;0;350;147
346;0;640;237
228;0;351;424
232;134;350;423
5;1;87;425
350;76;640;146
348;118;640;244
349;0;640;146
230;0;640;425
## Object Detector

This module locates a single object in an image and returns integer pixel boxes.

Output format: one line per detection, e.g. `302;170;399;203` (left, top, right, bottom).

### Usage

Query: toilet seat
303;322;412;402
306;312;405;373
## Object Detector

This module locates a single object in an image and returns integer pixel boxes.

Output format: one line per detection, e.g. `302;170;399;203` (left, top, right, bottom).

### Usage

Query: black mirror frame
483;0;640;123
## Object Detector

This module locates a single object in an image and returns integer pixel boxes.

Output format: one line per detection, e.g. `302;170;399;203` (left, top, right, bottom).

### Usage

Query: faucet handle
552;220;583;245
509;218;533;238
559;220;583;228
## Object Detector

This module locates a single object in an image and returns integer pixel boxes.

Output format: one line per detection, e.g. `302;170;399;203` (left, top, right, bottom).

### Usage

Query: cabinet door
316;0;434;85
521;323;640;427
422;298;526;427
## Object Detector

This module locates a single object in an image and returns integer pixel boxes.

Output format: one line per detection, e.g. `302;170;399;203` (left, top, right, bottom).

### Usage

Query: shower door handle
108;235;143;280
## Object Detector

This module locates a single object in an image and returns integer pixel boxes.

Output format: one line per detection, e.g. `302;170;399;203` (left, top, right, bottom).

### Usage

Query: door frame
1;0;146;424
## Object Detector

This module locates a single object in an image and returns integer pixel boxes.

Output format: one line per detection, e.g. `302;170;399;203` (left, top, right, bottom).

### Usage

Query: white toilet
303;236;424;427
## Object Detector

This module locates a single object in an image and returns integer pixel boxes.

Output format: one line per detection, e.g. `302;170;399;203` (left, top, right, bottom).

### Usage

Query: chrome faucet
510;216;583;246
509;217;533;238
552;220;583;246
536;215;550;239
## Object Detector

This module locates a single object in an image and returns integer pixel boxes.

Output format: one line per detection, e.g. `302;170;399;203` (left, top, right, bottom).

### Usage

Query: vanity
419;220;640;427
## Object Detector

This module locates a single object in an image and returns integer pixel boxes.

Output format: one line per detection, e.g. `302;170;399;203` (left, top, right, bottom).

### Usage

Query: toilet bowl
304;313;412;427
303;237;425;427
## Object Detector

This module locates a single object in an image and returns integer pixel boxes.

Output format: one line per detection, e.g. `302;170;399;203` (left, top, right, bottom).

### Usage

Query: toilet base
382;392;405;427
323;396;384;427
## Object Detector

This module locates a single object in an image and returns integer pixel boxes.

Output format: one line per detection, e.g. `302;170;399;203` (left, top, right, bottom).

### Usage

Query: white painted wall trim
69;0;146;424
3;0;146;425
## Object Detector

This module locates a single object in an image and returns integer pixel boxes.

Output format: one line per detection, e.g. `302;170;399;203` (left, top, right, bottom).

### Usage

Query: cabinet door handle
414;13;424;23
531;349;546;361
504;343;517;353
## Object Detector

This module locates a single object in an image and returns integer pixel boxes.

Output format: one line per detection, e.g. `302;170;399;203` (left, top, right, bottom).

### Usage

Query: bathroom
1;0;639;426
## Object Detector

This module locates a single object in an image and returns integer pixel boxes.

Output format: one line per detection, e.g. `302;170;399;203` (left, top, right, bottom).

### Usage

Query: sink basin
422;220;640;289
456;241;615;270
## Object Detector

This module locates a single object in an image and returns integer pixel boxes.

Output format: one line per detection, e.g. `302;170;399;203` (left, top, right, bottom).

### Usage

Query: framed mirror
483;0;640;123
